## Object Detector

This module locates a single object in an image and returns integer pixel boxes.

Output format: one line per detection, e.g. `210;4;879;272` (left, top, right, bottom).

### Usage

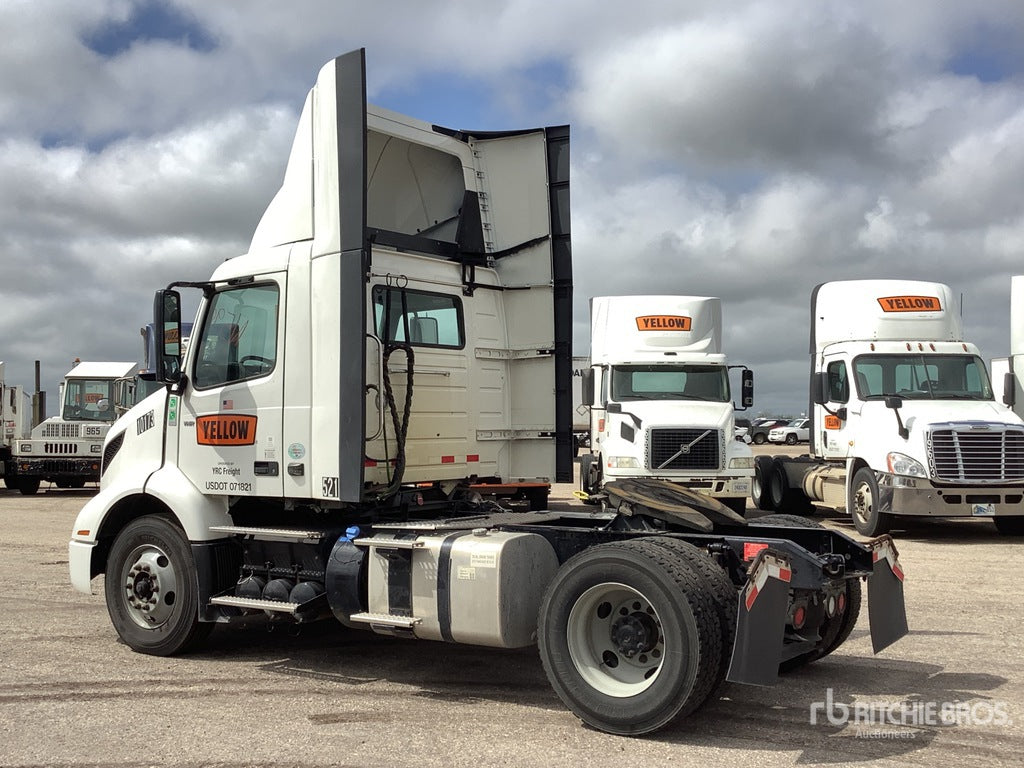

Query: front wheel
994;516;1024;536
18;477;40;495
849;467;891;536
104;516;213;656
538;540;721;735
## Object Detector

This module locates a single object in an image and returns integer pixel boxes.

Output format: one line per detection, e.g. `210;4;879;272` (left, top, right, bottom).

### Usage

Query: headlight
729;457;754;469
887;452;927;478
607;456;641;469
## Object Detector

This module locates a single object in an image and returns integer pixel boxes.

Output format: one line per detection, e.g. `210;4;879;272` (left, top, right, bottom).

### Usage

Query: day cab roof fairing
194;49;573;501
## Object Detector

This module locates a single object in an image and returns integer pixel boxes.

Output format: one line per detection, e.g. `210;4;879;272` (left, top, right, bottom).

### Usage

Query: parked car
748;417;787;445
768;417;810;445
734;417;751;441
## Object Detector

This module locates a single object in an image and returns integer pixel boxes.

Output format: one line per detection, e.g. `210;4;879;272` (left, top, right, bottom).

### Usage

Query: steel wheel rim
566;582;666;697
853;480;873;527
120;544;179;629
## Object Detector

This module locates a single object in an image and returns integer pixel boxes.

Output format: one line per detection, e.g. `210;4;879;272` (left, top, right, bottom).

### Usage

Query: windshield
610;364;729;402
62;378;117;422
852;354;993;401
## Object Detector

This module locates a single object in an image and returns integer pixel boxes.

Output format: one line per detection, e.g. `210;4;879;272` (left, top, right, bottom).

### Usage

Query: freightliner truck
754;279;1024;537
578;296;754;514
69;49;907;736
12;360;136;494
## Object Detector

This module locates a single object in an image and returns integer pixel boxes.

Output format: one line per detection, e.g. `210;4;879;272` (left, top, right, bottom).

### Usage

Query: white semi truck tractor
578;296;754;514
68;50;908;736
12;360;136;494
755;279;1024;537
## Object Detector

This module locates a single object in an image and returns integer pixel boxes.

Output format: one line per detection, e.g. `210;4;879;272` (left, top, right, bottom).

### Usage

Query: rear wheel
751;455;776;511
768;462;813;515
104;516;213;656
753;433;767;445
849;467;891;536
538;539;721;735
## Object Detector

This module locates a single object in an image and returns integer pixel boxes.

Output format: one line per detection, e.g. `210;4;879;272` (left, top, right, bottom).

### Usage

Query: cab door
816;353;854;459
177;277;285;497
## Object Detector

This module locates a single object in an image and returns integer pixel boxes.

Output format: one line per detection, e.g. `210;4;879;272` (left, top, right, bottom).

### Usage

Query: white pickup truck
768;417;809;445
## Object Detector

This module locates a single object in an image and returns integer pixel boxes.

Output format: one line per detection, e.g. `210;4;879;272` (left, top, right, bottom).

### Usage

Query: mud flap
867;536;908;653
726;550;791;686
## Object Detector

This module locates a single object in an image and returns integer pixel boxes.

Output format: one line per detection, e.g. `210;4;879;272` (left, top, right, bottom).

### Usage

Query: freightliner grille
43;423;80;438
927;426;1024;483
648;428;722;471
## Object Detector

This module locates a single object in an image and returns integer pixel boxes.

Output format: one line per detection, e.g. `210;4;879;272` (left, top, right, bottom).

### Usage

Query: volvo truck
578;296;754;514
754;279;1024;536
68;50;907;736
12;360;136;494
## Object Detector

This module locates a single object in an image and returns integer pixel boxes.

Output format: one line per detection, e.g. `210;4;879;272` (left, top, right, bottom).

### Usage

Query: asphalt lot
2;446;1022;767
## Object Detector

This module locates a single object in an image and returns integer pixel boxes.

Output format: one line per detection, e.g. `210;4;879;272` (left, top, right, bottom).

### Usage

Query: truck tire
538;539;721;735
768;461;813;515
642;537;738;692
994;516;1024;536
18;478;40;495
785;433;798;445
750;514;862;670
104;515;213;656
751;455;776;511
849;467;892;536
579;454;601;505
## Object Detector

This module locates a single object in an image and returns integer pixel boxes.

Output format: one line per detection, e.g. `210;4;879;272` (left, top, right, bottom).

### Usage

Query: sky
2;0;1024;418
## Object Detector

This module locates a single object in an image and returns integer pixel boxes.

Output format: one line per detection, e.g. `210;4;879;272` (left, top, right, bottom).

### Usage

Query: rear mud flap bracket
867;536;908;653
726;550;791;687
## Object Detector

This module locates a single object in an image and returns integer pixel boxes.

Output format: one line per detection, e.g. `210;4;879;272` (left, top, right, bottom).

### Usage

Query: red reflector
467;454;479;462
364;459;378;467
838;592;847;614
793;606;806;629
743;542;769;560
441;456;455;464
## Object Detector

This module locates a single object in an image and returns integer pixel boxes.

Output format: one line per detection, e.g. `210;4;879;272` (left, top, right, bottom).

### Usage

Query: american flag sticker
221;399;233;410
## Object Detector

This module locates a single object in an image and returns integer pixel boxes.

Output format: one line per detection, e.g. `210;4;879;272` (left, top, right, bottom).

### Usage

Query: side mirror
741;368;754;408
1004;371;1016;407
154;289;183;384
582;369;594;407
884;395;903;410
810;372;828;405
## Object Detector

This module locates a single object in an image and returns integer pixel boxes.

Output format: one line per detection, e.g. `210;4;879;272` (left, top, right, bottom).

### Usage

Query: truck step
352;537;424;550
209;595;299;614
348;612;420;629
209;525;326;543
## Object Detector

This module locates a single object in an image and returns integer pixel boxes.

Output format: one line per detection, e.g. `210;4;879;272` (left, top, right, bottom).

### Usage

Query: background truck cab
579;295;754;513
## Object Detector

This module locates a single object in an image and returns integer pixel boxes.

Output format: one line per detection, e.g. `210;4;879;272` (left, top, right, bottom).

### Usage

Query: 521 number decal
322;476;339;498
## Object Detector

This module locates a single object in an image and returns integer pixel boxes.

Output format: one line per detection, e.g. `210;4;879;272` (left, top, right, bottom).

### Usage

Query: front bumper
880;474;1024;518
69;539;97;594
15;457;101;479
605;470;752;498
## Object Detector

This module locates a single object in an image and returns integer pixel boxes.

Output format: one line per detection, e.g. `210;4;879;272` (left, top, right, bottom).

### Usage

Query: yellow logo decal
877;295;941;313
196;415;257;446
635;315;692;331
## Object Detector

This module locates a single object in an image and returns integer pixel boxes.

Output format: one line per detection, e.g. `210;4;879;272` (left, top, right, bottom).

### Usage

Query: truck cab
760;279;1024;536
580;295;754;513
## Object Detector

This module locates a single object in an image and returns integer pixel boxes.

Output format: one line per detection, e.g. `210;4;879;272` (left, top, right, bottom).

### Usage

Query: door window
372;287;464;348
193;284;280;389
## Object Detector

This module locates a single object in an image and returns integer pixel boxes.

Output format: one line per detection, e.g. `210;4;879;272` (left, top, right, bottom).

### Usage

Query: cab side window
827;360;849;403
193;284;279;389
373;287;464;349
